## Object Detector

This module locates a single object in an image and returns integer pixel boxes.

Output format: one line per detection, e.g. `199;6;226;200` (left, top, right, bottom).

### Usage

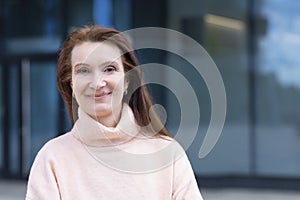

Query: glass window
0;65;3;171
69;0;93;28
256;0;300;177
0;62;22;177
5;0;61;38
166;0;250;175
200;10;250;175
29;62;59;167
8;64;21;176
4;0;62;55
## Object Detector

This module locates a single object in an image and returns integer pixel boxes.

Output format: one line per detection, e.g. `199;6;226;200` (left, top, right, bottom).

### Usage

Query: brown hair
57;25;171;138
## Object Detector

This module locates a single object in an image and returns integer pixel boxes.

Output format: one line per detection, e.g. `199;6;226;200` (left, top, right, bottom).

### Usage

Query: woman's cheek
74;76;89;89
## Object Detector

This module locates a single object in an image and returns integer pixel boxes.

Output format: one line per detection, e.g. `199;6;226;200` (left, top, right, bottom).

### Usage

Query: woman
26;25;203;200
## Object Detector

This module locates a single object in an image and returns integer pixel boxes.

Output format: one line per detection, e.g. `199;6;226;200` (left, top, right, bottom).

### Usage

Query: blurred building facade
1;0;300;189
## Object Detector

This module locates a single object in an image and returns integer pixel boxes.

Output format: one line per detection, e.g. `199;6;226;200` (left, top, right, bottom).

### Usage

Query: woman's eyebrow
73;61;119;69
74;63;90;69
101;61;119;67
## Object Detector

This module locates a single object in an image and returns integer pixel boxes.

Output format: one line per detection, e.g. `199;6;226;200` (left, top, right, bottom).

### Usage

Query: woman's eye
77;68;90;74
104;66;116;73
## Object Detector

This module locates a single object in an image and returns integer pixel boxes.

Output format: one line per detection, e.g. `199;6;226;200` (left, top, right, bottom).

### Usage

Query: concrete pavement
0;180;26;200
202;188;300;200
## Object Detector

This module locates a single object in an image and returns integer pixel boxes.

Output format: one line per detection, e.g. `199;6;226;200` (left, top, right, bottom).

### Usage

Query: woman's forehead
71;41;123;67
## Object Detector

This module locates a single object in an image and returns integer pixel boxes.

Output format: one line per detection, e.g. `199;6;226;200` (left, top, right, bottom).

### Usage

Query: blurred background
1;0;300;198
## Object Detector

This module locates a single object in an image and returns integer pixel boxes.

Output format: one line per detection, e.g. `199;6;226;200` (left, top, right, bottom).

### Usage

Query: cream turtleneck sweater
26;104;203;200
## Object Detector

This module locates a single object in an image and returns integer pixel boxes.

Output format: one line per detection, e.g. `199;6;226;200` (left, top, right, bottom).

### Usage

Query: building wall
1;0;300;188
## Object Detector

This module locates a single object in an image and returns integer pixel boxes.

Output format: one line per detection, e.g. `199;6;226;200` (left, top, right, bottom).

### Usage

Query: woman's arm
26;145;61;200
172;151;203;200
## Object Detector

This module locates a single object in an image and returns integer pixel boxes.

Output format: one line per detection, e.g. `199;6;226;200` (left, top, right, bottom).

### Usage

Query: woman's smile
91;91;112;101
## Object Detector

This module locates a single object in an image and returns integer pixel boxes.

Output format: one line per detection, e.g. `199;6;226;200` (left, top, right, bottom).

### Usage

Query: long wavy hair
57;25;171;138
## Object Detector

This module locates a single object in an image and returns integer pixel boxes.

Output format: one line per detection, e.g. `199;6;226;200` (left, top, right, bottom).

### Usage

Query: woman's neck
96;105;123;127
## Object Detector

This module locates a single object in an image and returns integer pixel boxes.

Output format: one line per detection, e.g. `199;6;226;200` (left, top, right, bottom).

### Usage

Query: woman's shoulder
143;134;182;147
45;131;73;146
34;131;75;158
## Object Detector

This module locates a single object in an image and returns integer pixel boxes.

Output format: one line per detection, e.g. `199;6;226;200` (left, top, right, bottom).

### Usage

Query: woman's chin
92;105;113;116
81;102;123;121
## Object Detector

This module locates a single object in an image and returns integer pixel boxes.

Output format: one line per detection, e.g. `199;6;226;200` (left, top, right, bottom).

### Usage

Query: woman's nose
90;74;107;89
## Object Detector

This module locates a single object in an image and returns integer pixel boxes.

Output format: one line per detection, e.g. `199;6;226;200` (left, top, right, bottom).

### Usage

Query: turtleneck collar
72;103;140;147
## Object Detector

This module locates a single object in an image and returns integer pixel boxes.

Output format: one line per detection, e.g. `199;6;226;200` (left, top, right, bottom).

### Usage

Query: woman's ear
124;77;129;95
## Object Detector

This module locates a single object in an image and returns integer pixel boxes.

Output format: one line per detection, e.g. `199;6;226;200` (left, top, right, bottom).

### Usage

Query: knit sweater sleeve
26;142;61;200
172;149;203;200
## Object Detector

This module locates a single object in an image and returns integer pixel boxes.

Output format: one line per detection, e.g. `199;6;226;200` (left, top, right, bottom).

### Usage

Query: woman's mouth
92;91;112;100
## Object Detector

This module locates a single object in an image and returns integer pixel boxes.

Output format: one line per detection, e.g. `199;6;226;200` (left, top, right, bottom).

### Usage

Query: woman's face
71;41;128;121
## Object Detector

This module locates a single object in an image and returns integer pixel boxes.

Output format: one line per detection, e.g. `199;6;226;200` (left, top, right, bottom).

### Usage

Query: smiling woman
25;25;203;200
